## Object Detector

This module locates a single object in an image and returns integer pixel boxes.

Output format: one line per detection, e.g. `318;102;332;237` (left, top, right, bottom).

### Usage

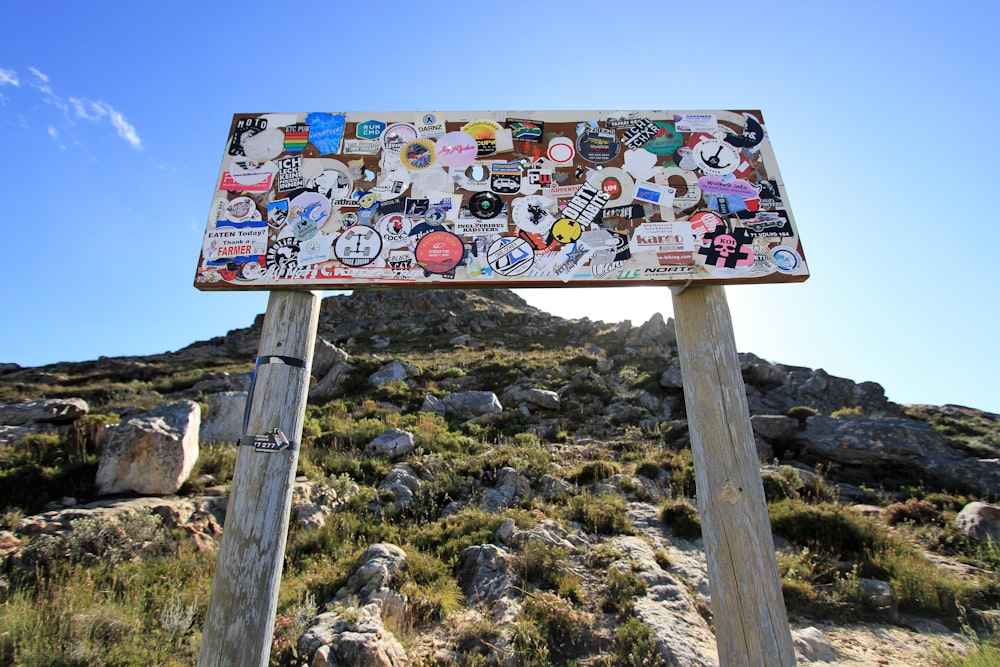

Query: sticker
576;127;621;163
546;137;575;164
416;112;446;138
267;199;289;229
698;226;754;268
551;218;582;244
588;168;634;207
697;175;757;198
622;118;660;149
629;222;694;255
266;237;301;277
386;249;417;272
283;124;310;154
410;166;450;198
297;234;332;266
343;139;381;155
289;192;331;235
598;204;645;221
655;167;702;211
372;167;411;200
415;230;464;274
357;119;387;140
223;158;277;191
490;163;522;194
470;191;503;219
381;123;418;155
375;214;413;247
311;166;353;199
633;181;675;207
487;236;534;276
771;246;803;273
334;226;382;267
251;429;291;453
461;119;502;157
642;122;684;156
404;198;429;217
204;227;268;262
605;111;641;129
505;118;544;143
455;218;508;236
400;139;437;170
623;148;658;182
689;211;726;245
562;182;610;227
724;114;765;148
277;155;303;191
511;195;556;234
755;179;782;208
304;112;346;155
228;117;268;156
242;128;285;162
223;197;261;224
743;211;793;237
692;138;741;176
452;163;491;192
674;113;719;133
435;131;479;168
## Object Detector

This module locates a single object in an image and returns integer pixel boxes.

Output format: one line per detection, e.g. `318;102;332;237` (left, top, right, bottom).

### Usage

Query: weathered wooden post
672;284;795;666
197;290;320;667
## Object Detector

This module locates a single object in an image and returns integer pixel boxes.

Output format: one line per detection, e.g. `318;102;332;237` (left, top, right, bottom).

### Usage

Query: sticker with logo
400;139;437;171
288;192;331;237
588;168;634;207
597;204;646;223
490;162;522;194
267;198;289;229
376;214;414;248
297;234;332;267
461;120;502;157
689;211;726;245
386;249;417;272
724;114;765;149
629;222;694;255
221;197;263;226
562;182;611;227
469;191;504;219
622;118;660;149
697;175;756;198
334;226;383;267
343;139;381;155
277;156;304;191
546;137;575;164
304;113;346;155
673;113;718;133
266;237;301;277
372;167;411;200
310;166;353;199
551;218;583;245
455;217;508;236
203;226;268;263
435;131;479;168
415;230;465;274
742;210;793;237
642;122;684;156
357;119;387;140
416;112;446;139
511;195;556;235
381;123;418;155
755;179;782;208
692;138;741;176
228;117;268;156
698;226;754;268
486;236;534;276
576;126;621;163
605;111;641;129
221;158;277;192
770;246;803;273
707;194;747;216
505;118;544;143
282;124;310;154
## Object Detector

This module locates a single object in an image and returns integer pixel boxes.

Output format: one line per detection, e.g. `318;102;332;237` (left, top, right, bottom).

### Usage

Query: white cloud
48;126;58;139
0;68;18;86
92;101;142;150
28;67;48;83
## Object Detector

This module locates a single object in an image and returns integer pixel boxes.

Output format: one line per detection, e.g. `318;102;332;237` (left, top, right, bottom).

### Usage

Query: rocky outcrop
198;391;246;445
955;502;1000;544
365;429;416;460
96;401;200;495
441;391;503;420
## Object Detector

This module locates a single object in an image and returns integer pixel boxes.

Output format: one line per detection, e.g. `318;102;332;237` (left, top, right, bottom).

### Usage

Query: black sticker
470;191;503;219
228;117;268;156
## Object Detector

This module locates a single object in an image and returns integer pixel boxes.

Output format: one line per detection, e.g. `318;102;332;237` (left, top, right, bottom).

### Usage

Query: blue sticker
357;119;387;140
305;113;346;155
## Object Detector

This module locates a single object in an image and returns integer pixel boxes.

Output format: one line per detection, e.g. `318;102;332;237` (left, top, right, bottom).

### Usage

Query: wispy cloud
3;66;143;150
48;126;58;139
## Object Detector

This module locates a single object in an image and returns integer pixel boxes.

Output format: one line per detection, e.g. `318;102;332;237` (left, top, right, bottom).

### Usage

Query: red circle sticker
414;231;464;274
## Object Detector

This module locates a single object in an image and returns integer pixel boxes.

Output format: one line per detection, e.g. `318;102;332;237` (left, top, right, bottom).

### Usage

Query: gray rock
299;603;407;667
365;429;415;460
377;464;423;507
660;362;684;389
198;392;246;445
792;626;839;663
479;467;531;512
750;414;799;441
441;391;503;419
501;385;560;411
419;395;447;416
955;502;1000;544
859;578;894;610
312;338;349;380
190;372;252;394
333;543;409;606
458;543;517;615
310;360;355;402
0;398;89;426
95;401;200;495
368;360;420;387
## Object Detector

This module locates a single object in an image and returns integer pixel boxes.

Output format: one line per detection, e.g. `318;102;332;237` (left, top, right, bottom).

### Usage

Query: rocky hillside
1;289;998;667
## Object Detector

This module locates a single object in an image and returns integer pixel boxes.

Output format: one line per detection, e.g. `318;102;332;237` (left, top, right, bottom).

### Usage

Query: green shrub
569;460;621;484
602;566;648;613
884;498;943;526
609;617;660;667
660;499;701;539
563;492;635;536
523;591;593;654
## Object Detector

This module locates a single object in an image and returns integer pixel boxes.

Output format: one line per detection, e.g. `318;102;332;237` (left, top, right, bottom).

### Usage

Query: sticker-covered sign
196;110;808;290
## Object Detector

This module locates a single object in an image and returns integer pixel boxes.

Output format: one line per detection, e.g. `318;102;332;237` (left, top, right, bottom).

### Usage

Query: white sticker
343;139;381;155
673;113;719;133
629;222;694;255
297;234;332;266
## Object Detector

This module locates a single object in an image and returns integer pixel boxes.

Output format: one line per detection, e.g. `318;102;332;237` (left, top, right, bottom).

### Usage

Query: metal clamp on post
241;355;312;442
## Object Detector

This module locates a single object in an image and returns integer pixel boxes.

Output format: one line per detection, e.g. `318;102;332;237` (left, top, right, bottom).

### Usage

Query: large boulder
198;392;246;445
96;401;200;495
441;391;503;419
368;361;420;388
299;603;407;667
955;502;1000;544
0;398;89;426
365;429;415;460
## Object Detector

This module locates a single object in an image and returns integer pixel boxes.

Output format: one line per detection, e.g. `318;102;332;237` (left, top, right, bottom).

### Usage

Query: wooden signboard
194;110;807;290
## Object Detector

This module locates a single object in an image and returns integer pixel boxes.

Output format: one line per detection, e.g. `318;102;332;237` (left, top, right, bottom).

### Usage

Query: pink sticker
434;131;479;168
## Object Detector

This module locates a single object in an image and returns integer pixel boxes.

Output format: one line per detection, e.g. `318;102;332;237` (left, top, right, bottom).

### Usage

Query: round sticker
226;196;259;222
587;167;634;207
643;122;684;156
487;237;534;276
771;246;803;273
547;137;575;164
266;238;300;277
689;211;726;244
461;120;501;157
692;138;741;176
470;191;503;219
415;230;464;274
375;214;413;248
334;226;383;267
576;127;621;163
381;123;418;154
434;131;479;168
400;139;437;171
551;218;582;244
288;192;331;231
511;195;556;234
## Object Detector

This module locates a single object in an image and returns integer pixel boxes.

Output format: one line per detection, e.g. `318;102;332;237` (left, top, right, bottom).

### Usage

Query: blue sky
1;1;998;413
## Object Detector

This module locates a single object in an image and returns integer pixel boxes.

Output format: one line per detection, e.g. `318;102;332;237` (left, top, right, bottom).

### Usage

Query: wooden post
198;290;321;667
671;285;795;667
